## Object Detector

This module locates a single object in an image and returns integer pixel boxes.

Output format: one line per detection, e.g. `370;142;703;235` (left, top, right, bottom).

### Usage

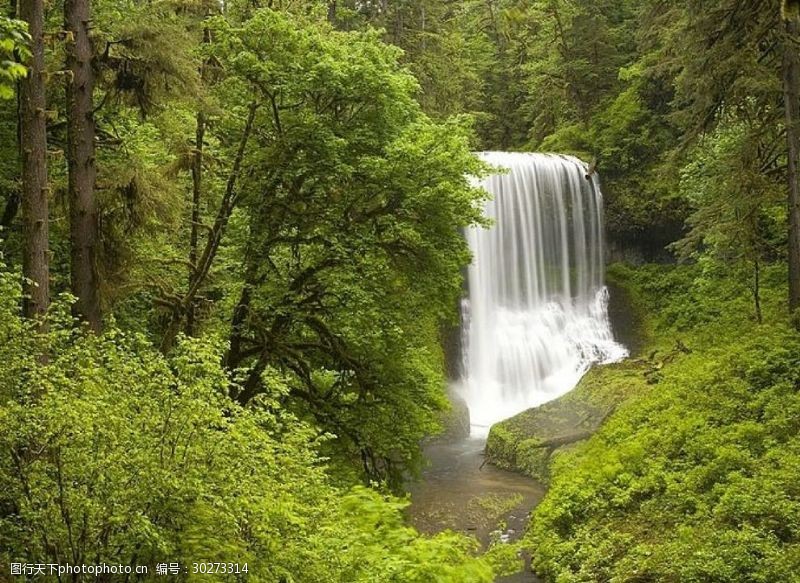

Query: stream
407;436;545;582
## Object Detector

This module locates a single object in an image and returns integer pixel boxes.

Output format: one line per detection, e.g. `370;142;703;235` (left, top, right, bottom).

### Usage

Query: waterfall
459;152;627;434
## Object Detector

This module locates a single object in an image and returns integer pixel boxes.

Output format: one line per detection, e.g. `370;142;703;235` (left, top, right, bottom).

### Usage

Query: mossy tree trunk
19;0;50;324
783;2;800;318
65;0;101;331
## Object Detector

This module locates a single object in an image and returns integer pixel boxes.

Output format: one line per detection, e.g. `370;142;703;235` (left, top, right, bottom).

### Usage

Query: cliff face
606;230;679;265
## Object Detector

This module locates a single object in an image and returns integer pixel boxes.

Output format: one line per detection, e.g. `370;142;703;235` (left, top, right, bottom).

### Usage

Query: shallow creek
407;436;545;582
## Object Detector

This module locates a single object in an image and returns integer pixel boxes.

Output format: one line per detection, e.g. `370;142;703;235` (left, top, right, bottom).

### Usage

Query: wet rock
440;390;471;439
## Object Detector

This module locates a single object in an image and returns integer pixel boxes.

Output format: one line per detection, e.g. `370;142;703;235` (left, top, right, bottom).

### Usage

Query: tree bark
754;258;763;324
528;430;596;451
19;0;50;323
65;0;101;331
525;408;617;452
224;258;256;370
783;11;800;317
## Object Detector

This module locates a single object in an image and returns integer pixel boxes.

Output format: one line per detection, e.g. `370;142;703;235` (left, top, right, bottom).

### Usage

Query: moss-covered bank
503;262;800;582
485;360;650;483
484;263;650;483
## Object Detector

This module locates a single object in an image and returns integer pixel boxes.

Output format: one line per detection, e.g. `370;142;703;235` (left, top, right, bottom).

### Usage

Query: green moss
470;492;524;519
440;391;471;440
485;359;650;482
485;423;523;471
606;262;650;355
515;439;551;480
483;263;674;482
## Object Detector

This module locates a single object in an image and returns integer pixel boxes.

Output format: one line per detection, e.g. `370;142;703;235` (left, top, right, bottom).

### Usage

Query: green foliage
1;3;492;491
350;0;788;252
678;123;783;255
197;9;489;485
93;0;200;113
5;0;797;579
0;268;494;582
515;0;687;240
391;0;684;239
327;0;495;120
526;263;800;582
0;17;28;100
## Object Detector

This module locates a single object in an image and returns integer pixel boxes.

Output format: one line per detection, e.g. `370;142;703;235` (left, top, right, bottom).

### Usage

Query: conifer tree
65;0;101;330
19;0;49;323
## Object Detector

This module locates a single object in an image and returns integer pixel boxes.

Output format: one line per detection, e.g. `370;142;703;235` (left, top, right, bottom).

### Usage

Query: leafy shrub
528;264;800;582
0;269;493;582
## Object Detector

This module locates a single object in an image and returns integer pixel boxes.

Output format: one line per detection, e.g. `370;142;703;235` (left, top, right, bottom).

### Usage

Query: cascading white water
459;152;627;435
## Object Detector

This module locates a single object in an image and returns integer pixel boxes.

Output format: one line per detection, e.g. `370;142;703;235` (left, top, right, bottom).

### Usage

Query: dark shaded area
606;277;646;357
442;317;463;380
606;225;681;265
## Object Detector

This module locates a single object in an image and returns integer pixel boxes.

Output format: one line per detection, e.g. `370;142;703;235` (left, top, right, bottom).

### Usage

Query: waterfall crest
460;152;627;434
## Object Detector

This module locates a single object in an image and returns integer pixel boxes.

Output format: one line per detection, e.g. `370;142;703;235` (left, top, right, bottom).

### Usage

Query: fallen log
528;406;617;451
530;429;596;450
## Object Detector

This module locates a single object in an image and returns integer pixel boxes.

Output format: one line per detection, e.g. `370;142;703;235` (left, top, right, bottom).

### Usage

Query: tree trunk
225;272;253;370
754;258;763;324
19;0;50;323
522;408;617;452
185;23;212;336
224;247;263;371
783;10;800;317
159;102;258;354
65;0;101;331
526;430;596;451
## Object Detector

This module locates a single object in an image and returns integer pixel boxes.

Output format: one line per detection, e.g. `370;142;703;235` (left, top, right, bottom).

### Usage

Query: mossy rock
515;438;551;479
484;359;649;483
606;267;648;357
440;390;471;439
484;423;524;471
